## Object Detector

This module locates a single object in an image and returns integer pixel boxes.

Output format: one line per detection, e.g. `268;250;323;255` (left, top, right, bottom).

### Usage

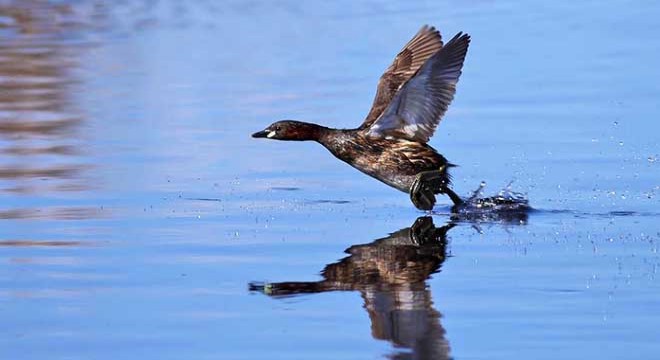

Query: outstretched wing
359;25;443;130
364;32;470;143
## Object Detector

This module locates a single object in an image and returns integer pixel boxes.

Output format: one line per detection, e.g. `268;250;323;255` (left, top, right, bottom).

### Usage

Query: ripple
308;199;352;204
0;207;103;220
0;240;86;247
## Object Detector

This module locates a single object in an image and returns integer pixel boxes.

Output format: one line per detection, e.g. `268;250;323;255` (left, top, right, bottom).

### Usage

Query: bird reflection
250;216;455;359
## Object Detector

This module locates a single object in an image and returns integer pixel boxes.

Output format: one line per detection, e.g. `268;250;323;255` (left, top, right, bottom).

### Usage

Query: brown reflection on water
0;206;102;220
0;2;97;218
251;217;454;360
0;240;84;247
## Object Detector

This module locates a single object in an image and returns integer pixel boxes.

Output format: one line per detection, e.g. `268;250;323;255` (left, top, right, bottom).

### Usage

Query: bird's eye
275;126;282;132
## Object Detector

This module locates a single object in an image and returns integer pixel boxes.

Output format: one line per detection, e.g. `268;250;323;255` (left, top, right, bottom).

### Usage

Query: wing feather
359;25;443;129
365;32;470;143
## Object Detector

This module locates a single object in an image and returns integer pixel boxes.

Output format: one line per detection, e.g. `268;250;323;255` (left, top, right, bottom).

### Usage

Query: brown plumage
252;26;470;210
361;25;444;129
249;216;454;358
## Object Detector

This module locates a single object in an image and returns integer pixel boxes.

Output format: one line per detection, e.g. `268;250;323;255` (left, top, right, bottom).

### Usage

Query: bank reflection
0;2;96;218
251;217;454;359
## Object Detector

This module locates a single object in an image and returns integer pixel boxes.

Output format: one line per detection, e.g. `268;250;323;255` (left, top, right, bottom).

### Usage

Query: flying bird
253;26;470;210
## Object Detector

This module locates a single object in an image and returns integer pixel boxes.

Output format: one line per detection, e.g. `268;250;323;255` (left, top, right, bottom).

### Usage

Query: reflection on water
251;217;457;359
1;1;659;359
0;206;102;220
0;240;83;247
0;1;95;216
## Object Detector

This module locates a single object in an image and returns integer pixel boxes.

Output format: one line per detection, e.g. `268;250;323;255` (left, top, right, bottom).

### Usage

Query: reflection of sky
0;1;659;360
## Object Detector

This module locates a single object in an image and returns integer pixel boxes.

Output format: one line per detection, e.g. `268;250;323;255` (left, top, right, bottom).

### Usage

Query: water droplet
618;141;624;146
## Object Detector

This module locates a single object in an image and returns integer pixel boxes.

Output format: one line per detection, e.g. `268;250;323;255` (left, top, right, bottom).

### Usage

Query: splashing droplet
453;181;530;223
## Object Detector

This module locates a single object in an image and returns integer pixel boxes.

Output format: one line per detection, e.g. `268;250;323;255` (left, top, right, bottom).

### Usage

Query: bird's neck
303;124;353;144
286;122;331;141
289;122;356;146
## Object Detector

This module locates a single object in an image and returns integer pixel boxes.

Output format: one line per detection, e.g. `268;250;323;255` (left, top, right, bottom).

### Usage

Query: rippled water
1;1;659;359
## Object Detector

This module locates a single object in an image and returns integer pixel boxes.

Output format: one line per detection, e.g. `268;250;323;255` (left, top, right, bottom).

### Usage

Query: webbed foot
410;170;464;211
410;172;437;210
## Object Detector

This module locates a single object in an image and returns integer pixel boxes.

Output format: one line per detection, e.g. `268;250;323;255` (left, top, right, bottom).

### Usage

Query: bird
252;25;470;211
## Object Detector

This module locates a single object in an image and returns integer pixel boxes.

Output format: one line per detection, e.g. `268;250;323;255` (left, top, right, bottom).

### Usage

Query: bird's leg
410;170;464;211
442;187;465;211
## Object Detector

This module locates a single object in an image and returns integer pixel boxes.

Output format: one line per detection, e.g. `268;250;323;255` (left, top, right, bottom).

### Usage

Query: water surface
1;1;659;359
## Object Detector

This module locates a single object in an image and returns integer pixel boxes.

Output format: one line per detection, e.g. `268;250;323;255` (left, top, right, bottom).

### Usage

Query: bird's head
251;120;324;141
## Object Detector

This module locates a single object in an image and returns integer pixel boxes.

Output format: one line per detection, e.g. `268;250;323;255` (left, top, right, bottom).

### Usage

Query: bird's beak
251;130;269;138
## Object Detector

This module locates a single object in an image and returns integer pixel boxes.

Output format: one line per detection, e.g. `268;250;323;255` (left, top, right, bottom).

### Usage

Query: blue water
1;1;658;359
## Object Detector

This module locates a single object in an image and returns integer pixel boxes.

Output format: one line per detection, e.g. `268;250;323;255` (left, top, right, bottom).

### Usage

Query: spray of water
449;181;531;224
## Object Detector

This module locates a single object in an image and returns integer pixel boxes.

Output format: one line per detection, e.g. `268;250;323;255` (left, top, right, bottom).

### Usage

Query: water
1;1;659;359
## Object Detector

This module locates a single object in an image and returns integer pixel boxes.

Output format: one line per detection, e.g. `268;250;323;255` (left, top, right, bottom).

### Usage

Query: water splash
450;181;531;224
